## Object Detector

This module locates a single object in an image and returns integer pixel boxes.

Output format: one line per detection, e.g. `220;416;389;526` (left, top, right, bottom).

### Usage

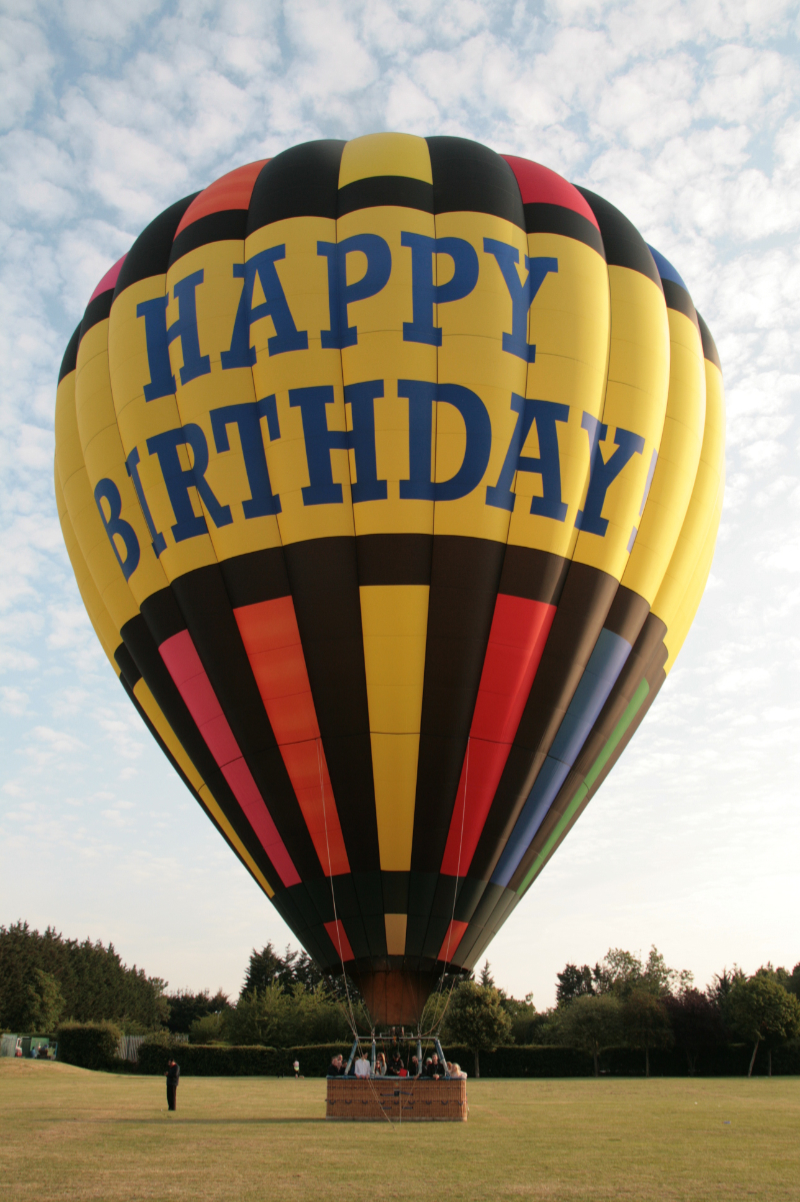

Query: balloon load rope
317;738;396;1129
422;738;471;1039
317;733;458;1107
316;738;361;1040
422;416;467;1032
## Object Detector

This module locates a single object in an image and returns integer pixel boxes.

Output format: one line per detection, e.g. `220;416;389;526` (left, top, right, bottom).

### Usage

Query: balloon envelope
55;135;724;1025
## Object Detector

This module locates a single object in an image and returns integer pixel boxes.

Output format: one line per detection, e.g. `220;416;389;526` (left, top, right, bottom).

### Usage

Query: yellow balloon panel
75;317;170;608
653;354;725;629
339;132;433;186
507;231;610;560
58;346;139;631
572;266;670;582
109;276;220;584
55;457;121;672
622;305;706;605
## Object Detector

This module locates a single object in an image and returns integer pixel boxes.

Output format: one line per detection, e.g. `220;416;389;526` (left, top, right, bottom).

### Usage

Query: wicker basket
326;1077;467;1122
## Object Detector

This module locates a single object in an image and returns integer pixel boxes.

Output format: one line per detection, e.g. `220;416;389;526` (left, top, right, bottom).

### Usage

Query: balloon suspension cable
423;737;470;1042
317;737;396;1129
316;737;360;1041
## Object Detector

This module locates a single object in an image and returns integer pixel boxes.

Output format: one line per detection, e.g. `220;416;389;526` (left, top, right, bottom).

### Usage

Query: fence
118;1035;146;1063
117;1033;187;1063
1;1034;19;1057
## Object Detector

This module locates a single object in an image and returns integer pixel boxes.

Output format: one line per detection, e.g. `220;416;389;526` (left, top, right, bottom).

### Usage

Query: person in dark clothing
328;1054;344;1077
166;1058;180;1111
424;1054;444;1079
388;1051;403;1076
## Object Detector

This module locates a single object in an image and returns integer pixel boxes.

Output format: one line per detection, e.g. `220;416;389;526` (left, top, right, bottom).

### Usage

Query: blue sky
1;0;799;1006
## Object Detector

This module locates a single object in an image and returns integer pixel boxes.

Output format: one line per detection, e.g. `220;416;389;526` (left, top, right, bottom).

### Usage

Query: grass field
2;1060;798;1201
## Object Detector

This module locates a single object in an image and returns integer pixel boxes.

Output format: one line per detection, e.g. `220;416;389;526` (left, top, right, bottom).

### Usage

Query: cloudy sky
1;0;799;1008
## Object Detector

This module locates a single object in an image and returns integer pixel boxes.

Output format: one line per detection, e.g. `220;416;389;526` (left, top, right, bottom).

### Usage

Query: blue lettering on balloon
137;271;211;400
345;380;388;503
486;394;569;519
398;379;491;501
318;235;392;350
289;386;349;506
576;414;645;536
221;247;308;369
146;424;233;541
136;295;175;403
168;270;211;385
483;239;558;362
210;398;282;518
125;447;166;556
401;232;479;347
94;478;141;580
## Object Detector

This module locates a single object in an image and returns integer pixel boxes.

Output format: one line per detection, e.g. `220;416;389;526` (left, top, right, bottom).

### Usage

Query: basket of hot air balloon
55;134;724;1040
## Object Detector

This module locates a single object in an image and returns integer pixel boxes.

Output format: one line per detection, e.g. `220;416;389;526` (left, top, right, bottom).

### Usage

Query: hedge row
57;1022;122;1071
134;1039;800;1078
137;1041;354;1077
57;1024;800;1078
462;1043;800;1078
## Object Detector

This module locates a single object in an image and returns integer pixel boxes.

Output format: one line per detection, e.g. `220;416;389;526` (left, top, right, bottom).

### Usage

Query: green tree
553;994;623;1076
0;922;168;1030
420;988;449;1035
225;983;290;1047
286;983;356;1045
22;969;64;1033
727;975;800;1077
556;964;597;1005
663;988;725;1075
165;989;230;1035
596;948;644;996
443;982;512;1077
707;966;745;1006
501;993;539;1045
786;963;800;1000
593;946;690;1000
224;981;356;1048
188;1012;227;1044
241;942;358;1005
753;962;800;1003
241;942;329;995
622;988;673;1076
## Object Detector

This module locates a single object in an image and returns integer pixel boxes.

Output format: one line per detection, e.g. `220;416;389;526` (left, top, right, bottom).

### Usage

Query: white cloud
0;686;29;714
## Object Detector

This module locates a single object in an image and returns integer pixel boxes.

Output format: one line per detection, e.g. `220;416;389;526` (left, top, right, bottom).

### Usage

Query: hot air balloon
54;134;724;1028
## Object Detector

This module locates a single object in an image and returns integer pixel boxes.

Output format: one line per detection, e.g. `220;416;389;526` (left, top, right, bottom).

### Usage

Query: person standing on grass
166;1058;180;1111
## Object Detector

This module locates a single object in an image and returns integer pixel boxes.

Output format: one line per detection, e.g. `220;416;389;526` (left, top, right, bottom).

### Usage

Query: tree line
139;942;800;1081
448;948;800;1078
143;943;800;1080
3;922;799;1080
0;922;169;1032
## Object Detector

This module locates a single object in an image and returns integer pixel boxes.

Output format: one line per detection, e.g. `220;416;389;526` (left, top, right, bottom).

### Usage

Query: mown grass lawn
2;1060;798;1201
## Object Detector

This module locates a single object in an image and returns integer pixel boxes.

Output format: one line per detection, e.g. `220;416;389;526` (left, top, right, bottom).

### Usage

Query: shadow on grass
112;1116;330;1125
